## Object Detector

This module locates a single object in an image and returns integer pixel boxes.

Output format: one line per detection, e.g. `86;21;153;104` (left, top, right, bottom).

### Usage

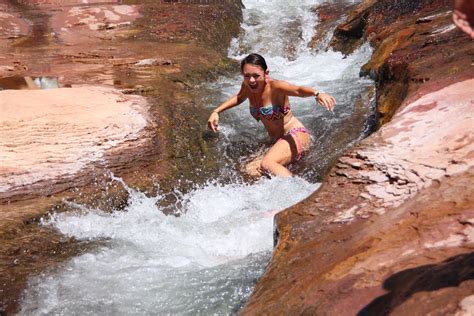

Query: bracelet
212;110;219;114
315;91;320;97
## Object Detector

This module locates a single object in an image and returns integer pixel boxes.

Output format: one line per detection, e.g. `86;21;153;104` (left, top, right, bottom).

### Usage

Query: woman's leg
260;131;310;177
243;146;267;177
245;157;264;177
261;140;293;176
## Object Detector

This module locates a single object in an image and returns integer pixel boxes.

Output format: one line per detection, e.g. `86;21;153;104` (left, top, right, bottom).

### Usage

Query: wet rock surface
242;1;474;314
0;1;242;313
308;1;357;50
330;0;470;124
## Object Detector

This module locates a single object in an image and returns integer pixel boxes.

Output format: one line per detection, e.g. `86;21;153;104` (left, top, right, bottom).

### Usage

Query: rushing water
20;176;316;315
205;0;374;180
20;0;373;314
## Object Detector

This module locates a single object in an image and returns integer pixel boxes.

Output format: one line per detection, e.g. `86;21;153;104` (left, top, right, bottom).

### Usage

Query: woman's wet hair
240;53;268;72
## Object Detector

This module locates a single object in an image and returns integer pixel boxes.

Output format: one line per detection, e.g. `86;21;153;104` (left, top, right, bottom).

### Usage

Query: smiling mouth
249;83;258;89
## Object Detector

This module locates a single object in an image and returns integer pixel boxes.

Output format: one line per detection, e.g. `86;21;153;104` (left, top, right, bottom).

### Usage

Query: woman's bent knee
245;159;263;177
260;158;276;172
260;158;292;177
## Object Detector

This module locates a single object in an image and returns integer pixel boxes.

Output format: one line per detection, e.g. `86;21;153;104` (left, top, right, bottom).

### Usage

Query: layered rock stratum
0;86;150;200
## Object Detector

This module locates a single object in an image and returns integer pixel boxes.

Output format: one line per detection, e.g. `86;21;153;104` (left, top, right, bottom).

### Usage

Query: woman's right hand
316;93;336;112
207;111;219;133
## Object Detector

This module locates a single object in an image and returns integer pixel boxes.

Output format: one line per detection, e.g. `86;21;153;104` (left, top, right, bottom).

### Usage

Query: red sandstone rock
0;9;29;39
243;80;474;315
332;0;471;125
308;2;357;50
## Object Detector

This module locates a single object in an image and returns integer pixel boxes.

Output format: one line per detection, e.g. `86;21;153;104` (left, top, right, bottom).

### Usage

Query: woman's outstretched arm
207;86;247;133
273;80;336;112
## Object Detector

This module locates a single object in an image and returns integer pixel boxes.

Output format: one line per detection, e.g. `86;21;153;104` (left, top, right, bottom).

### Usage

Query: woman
207;53;336;177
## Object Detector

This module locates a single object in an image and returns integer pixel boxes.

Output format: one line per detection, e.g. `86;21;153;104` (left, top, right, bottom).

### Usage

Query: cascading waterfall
19;0;374;314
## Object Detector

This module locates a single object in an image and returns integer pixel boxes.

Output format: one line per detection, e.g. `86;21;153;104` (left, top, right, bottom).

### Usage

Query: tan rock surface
50;4;142;44
346;79;473;215
0;86;150;200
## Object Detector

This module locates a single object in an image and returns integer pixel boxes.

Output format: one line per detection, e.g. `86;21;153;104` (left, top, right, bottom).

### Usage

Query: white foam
20;177;318;314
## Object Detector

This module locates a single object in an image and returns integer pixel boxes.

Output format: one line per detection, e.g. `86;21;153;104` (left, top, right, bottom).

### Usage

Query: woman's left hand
316;93;336;112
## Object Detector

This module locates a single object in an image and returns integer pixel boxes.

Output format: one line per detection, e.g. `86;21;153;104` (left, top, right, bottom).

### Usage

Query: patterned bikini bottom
282;127;311;161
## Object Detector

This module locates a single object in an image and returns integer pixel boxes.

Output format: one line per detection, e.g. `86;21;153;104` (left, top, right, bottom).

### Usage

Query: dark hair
240;53;267;72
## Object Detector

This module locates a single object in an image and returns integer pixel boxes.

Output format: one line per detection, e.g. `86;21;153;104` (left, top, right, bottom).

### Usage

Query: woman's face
242;64;267;92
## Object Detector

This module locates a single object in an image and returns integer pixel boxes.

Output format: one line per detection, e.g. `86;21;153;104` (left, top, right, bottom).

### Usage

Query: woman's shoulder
269;79;293;95
268;79;290;89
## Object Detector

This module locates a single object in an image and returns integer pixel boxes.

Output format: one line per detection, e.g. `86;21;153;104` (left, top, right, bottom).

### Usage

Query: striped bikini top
249;104;291;121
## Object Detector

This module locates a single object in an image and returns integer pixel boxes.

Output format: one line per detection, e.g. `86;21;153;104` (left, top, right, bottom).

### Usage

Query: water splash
230;0;324;58
20;177;318;315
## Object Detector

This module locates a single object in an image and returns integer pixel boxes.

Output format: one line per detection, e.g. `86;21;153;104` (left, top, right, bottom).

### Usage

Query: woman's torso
247;80;305;140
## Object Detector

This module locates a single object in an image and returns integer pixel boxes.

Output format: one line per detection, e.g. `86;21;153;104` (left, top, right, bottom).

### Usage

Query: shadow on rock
358;251;474;316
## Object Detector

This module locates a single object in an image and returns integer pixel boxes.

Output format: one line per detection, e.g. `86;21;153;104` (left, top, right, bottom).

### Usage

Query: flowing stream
19;0;374;314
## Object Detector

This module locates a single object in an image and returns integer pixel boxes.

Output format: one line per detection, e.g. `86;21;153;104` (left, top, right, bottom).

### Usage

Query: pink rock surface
49;4;142;45
354;79;474;213
52;4;141;32
0;86;150;199
0;9;29;39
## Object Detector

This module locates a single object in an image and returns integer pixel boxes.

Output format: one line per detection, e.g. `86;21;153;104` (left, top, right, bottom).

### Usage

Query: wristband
315;91;320;97
212;110;219;114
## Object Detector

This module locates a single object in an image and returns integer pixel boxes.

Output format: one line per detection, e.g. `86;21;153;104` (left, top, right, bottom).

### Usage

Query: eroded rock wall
331;0;470;125
242;1;474;314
